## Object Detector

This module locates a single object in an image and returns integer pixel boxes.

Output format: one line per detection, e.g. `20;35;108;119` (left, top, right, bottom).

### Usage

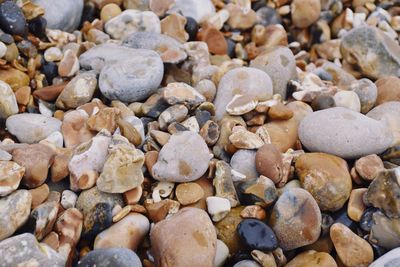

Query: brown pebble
375;76;400;105
268;104;294;120
291;0;321;28
161;13;188;43
42;231;60;251
286;250;337;267
240;205;267;220
175;183;204;205
14;86;31;106
197;23;227;55
124;186;143;205
255;144;283;184
58;50;79;78
29;183;50;209
355;154;384;181
145;199;180;223
347;188;368;222
32;82;67;102
145;151;159;177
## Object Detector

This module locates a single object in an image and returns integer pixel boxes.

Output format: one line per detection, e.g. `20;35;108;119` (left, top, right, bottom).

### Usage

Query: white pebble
42;131;64;147
44;47;63;62
206;196;231;222
0;42;7;58
214;239;229;267
334;90;361;112
61;190;78;209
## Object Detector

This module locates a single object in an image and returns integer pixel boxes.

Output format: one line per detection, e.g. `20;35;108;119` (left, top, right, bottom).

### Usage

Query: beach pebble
99;51;163;102
299;107;393;159
370;247;400;267
0;233;65;266
0;190;31;241
250;46;297;99
230;150;258;180
237;218;278;251
33;0;83;32
291;0;321;28
82;203;113;239
370;211;400;250
295;153;352;212
168;0;215;23
206;196;231;222
176;183;204;205
347;188;368;222
214;239;229;267
105;10;160;40
61;190;77;210
285;250;337;267
0;161;24;197
0;80;18;119
150;207;216;267
330;223;374;266
375;76;400;105
77;248;142;267
152;131;212;183
333;90;361;112
214;67;273;120
270;188;321;251
255;144;283;184
341;26;400;79
0;1;27;36
123;32;187;64
6;114;62;144
355;154;384;181
350;78;378;113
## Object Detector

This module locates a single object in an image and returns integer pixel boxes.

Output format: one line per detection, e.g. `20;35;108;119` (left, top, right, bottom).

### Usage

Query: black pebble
0;33;14;44
80;3;98;28
331;206;358;232
360;207;378;232
195;110;211;128
82;202;113;239
0;1;27;36
28;17;47;40
226;38;236;58
185;17;198;41
237;218;278;251
41;62;59;85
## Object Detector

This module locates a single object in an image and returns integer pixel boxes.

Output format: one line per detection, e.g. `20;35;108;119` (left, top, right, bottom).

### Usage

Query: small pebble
206;196;231;222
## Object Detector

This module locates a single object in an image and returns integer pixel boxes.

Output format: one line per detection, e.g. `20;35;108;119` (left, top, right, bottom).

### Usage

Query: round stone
291;0;321;28
350;78;378;114
176;183;204;205
230;150;258;180
354;154;384;181
237;218;278;251
100;4;122;23
299;107;393;159
295;153;352;212
270;188;322;251
375;76;400;105
152;131;212;183
99;52;163;102
333;90;361;112
78;248;142;267
255;144;283;184
286;250;337;267
0;1;27;36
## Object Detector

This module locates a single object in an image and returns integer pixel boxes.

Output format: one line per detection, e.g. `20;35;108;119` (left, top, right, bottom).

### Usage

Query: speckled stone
270;188;321;251
286;250;337;267
350;78;378;114
299;107;393;159
152;131;212;183
77;248;142;267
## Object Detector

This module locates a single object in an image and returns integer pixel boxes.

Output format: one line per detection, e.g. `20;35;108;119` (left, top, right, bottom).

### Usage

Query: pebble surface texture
0;0;399;266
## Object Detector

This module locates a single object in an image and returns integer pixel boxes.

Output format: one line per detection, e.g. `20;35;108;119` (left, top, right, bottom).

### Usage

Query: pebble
226;3;257;30
58;50;80;78
61;190;78;210
355;154;384;181
341;26;400;79
214;67;273;120
229;126;264;149
367;101;400;146
230;150;258;180
30;199;59;240
0;80;18;119
104;10;160;40
237;218;278;251
158;105;188;130
255;144;283;184
0;41;7;58
123;32;187;64
29;184;50;209
152;131;212;183
99;51;163;103
333;90;361;112
44;47;63;62
250;46;297;99
214;239;229;267
298;107;393;159
33;0;84;32
237;176;277;207
56;72;97;109
176;183;204;205
168;0;216;23
206;196;231;222
347;188;368;222
214;161;240;207
285;250;337;267
234;260;261;267
0;233;65;266
161;13;189;43
270;188;321;251
162;82;206;107
68;130;111;191
77;248;142;267
97;135;144;193
100;3;122;22
150;207;216;267
12;144;55;188
215;206;244;254
375;76;400;105
330;223;374;267
350;78;378;114
6;113;62;144
291;0;321;28
0;1;27;36
82;203;113;239
295;153;352;212
61;109;94;148
0;190;32;241
370;247;400;267
0;67;30;91
365;169;400;219
268;103;294;120
369;210;400;250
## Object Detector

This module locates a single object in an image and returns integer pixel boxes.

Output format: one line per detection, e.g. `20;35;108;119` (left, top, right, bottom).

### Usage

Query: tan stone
161;13;188;43
87;107;120;133
14;86;31;106
58;50;79;78
150;0;174;16
0;68;30;91
240;205;267;220
61;110;95;148
225;3;257;30
123;186;142;205
51;147;73;182
42;232;60;251
286;250;337;267
268;103;294;120
100;3;122;22
255;144;283;184
375;76;400;105
215;206;244;254
29;184;50;209
291;0;321;28
0;161;25;197
175;183;204;205
347;188;368;222
355;154;384;181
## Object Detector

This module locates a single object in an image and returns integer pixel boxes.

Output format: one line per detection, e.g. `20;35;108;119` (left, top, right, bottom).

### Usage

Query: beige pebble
176;183;205;205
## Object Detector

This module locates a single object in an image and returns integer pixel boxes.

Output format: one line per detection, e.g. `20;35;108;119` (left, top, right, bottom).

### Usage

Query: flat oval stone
0;190;32;241
375;76;400;105
0;1;27;36
295;153;352;212
230;150;258;180
299;107;393;159
237;218;278;251
33;0;83;32
350;78;377;114
214;67;273;120
0;80;18;119
99;52;163;102
0;233;65;266
286;250;337;267
123;32;187;64
77;248;142;267
370;210;400;250
370;247;400;267
250;46;297;99
152;131;212;183
270;188;321;251
6;113;62;144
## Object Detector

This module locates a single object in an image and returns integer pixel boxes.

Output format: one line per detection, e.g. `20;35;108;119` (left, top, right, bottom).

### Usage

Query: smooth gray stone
6;113;62;144
0;233;65;267
230;149;258;179
168;0;216;23
299;107;393;159
370;247;400;267
33;0;83;32
77;248;142;267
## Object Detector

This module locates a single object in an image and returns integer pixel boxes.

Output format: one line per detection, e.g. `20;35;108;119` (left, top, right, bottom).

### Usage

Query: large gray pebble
250;46;297;99
6;113;62;144
122;32;187;64
32;0;83;32
367;101;400;146
77;248;142;267
152;131;212;182
0;233;65;267
168;0;216;23
299;107;393;159
230;150;258;180
76;187;124;217
214;67;273;120
370;247;400;267
99;51;163;102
